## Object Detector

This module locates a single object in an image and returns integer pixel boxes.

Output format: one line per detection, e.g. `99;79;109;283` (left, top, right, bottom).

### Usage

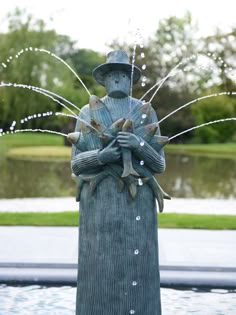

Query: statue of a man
71;50;166;315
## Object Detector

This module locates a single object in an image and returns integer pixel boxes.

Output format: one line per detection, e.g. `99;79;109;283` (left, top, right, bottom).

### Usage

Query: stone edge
0;263;236;289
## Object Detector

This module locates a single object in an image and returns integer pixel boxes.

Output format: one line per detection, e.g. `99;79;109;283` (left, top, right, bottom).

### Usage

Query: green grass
0;212;79;226
0;133;63;153
7;146;71;161
0;212;235;230
1;134;235;160
165;143;236;159
0;133;68;161
158;213;236;230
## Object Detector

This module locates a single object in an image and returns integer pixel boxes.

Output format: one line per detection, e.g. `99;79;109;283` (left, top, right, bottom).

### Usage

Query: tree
110;13;203;141
110;13;236;143
0;9;96;137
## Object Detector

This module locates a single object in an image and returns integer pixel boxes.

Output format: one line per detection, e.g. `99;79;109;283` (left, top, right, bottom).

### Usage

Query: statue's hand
117;132;140;150
98;139;121;164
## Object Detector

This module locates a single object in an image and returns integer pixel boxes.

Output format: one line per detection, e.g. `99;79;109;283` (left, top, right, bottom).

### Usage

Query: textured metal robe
71;96;165;315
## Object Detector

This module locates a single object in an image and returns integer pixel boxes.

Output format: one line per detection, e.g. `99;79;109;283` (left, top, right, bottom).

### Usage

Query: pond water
0;285;235;315
0;154;235;199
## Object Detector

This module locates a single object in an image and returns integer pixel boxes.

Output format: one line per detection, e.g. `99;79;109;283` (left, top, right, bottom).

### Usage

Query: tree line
0;9;235;143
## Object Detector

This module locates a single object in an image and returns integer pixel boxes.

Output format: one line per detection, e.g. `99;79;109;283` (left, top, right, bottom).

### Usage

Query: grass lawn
0;212;235;230
0;133;63;153
166;143;236;159
7;146;71;161
0;133;69;161
1;133;235;160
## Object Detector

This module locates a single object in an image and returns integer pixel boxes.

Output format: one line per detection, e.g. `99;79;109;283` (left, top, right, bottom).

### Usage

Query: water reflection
0;285;236;315
0;158;75;198
158;154;236;198
0;154;235;198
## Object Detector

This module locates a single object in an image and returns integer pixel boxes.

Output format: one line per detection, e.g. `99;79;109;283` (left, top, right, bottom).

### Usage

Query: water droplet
140;141;144;146
33;114;37;118
29;47;33;51
1;63;7;68
25;48;29;51
0;129;3;133
10;126;14;131
134;249;139;255
24;118;28;122
140;121;144;124
140;160;144;166
38;114;42;117
132;281;137;286
136;216;141;221
142;64;146;70
138;178;143;186
130;310;135;314
141;52;145;58
142;114;147;119
20;120;24;124
34;48;38;51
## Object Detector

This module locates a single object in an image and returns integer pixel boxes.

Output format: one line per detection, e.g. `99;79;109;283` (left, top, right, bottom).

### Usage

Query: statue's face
104;71;130;98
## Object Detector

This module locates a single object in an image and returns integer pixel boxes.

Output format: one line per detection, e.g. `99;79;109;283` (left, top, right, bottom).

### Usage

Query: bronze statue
71;50;168;315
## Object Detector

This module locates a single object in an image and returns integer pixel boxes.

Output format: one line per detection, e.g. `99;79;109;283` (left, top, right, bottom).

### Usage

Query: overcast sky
0;0;236;53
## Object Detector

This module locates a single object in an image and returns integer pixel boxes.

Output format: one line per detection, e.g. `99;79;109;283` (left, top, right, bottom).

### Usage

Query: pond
0;154;235;199
0;285;236;315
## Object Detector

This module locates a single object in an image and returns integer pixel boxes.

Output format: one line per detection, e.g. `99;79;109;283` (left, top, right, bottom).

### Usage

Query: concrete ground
0;226;235;288
0;197;236;215
0;196;235;288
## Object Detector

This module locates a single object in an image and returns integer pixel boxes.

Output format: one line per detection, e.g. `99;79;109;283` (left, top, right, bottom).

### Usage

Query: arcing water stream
0;45;235;144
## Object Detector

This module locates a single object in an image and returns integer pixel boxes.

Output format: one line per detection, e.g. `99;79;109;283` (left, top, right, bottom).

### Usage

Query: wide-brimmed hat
92;50;141;86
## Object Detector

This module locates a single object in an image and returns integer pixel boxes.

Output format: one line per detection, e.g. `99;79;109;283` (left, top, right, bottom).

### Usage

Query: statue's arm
133;109;166;173
71;144;120;176
133;139;165;174
71;148;104;176
117;108;166;174
71;107;120;175
71;106;103;176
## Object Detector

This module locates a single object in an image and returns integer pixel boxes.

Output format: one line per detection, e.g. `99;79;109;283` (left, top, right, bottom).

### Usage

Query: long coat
71;95;166;315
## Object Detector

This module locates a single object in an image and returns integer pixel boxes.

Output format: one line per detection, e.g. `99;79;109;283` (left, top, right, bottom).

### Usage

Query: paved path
0;197;236;215
1;227;235;267
0;226;235;288
0;197;235;287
